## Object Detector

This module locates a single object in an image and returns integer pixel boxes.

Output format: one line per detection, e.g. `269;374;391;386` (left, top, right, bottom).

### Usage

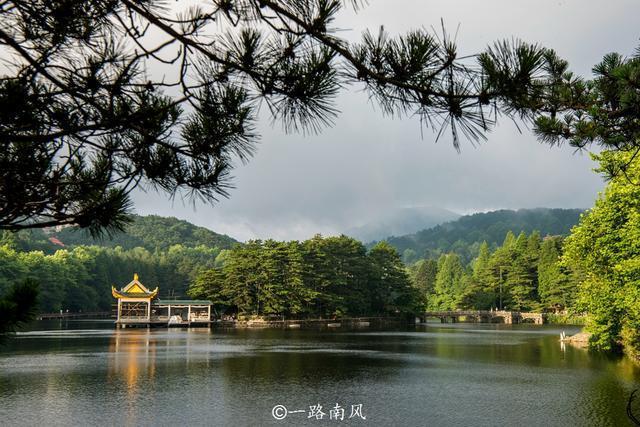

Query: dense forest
0;211;580;317
380;208;582;263
188;236;416;318
0;215;236;312
186;230;578;319
0;238;224;312
408;231;577;313
3;170;637;359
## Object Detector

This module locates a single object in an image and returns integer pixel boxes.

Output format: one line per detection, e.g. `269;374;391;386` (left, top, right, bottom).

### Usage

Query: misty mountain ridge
376;208;583;264
344;206;460;242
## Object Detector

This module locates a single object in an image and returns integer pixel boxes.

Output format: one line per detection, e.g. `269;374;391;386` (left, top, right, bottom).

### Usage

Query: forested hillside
381;208;582;263
0;240;225;313
10;215;238;253
0;215;237;312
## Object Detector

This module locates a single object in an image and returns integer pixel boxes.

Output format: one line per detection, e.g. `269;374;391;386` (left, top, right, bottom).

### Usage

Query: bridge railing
422;310;544;316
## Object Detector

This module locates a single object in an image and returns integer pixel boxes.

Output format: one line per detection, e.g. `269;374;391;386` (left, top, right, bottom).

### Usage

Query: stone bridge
418;310;545;325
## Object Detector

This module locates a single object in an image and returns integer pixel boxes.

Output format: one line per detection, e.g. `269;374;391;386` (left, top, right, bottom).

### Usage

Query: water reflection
108;329;157;400
1;322;639;426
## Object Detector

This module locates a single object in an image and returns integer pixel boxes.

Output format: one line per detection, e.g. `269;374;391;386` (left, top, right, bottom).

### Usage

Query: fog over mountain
344;206;460;243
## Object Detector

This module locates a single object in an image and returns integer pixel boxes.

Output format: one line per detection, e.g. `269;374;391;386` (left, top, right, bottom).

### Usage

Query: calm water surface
0;321;639;426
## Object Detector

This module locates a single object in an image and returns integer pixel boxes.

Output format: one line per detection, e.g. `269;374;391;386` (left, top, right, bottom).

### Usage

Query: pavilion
112;274;212;327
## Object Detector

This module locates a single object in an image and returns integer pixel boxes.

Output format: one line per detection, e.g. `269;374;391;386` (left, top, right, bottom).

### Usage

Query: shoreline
213;316;406;329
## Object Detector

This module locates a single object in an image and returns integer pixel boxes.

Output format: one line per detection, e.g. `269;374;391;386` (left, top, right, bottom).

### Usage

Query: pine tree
459;242;494;309
413;259;438;309
368;242;415;315
431;253;465;310
538;236;575;312
189;268;229;316
282;241;314;317
507;232;538;311
487;234;513;310
223;240;263;316
300;234;332;317
259;240;288;316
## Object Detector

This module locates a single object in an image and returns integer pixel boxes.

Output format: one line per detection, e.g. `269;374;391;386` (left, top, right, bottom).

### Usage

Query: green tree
280;241;316;317
460;242;494;309
223;240;264;316
533;47;640;171
506;232;538;311
487;232;516;310
413;259;438;309
368;242;415;315
189;268;230;317
430;253;465;310
259;240;313;317
0;279;38;338
538;236;575;311
563;151;640;356
299;234;333;317
320;236;370;317
0;244;25;292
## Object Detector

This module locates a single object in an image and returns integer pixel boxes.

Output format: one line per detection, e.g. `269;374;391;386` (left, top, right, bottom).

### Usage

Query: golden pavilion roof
112;273;158;300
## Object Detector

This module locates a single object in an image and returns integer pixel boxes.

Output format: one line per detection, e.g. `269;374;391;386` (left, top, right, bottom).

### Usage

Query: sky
133;0;640;241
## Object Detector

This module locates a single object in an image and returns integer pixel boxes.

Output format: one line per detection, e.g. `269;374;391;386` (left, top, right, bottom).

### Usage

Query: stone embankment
215;317;404;329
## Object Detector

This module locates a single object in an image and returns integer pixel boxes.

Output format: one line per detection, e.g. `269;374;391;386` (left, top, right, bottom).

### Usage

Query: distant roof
154;299;212;305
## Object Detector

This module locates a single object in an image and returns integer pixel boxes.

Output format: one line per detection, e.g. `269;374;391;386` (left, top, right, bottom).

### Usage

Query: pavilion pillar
207;305;211;321
188;305;192;323
147;301;151;320
168;305;171;318
117;299;121;321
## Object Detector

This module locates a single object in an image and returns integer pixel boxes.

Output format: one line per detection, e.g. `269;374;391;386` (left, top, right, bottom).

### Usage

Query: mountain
345;206;460;242
379;208;583;264
11;215;238;253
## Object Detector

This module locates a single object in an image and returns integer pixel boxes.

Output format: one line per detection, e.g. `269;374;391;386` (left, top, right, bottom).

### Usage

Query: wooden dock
116;316;213;328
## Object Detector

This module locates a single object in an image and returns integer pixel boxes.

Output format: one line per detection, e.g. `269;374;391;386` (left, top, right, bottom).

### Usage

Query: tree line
0;233;224;312
188;236;416;319
1;227;578;319
409;231;577;313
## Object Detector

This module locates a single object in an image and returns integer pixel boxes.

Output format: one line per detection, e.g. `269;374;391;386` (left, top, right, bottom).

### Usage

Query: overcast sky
133;0;640;241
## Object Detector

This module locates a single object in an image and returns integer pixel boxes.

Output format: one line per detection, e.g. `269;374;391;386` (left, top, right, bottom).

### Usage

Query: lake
0;321;638;426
